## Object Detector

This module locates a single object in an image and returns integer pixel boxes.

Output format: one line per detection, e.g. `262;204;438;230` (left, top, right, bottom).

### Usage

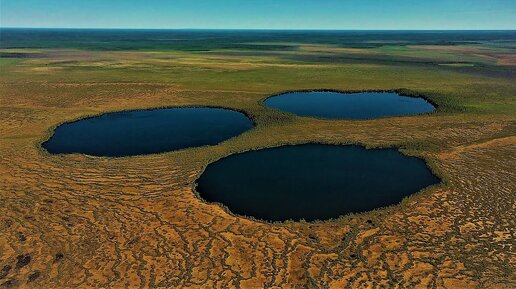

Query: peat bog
3;28;515;287
196;144;440;222
264;91;435;119
42;107;254;157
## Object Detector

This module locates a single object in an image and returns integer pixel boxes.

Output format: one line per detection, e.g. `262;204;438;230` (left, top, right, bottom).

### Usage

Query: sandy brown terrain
0;46;515;288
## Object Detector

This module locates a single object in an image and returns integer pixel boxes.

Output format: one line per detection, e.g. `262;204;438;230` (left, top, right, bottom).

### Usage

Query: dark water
196;144;439;222
43;107;253;157
264;91;435;119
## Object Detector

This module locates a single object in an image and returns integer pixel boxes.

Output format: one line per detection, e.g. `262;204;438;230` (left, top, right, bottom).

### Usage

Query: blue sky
1;0;515;29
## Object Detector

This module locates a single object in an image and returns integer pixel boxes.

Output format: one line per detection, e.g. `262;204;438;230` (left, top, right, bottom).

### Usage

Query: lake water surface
196;144;439;221
43;107;254;157
264;91;435;119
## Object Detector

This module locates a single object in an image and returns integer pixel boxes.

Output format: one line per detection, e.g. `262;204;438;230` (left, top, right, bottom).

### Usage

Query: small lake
264;91;435;119
196;144;439;222
43;107;254;157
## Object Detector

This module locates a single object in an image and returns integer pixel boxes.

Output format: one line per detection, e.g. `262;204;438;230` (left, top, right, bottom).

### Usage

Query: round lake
43;107;254;157
196;144;439;222
264;91;435;119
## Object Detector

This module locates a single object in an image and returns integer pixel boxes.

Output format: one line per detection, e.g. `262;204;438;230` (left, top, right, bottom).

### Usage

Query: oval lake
196;144;440;222
43;107;254;157
264;91;435;119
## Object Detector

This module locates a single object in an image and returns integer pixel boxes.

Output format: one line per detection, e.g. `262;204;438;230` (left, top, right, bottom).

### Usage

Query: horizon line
1;27;516;31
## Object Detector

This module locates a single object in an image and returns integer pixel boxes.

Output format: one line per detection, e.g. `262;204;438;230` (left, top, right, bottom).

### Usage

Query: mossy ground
0;37;515;288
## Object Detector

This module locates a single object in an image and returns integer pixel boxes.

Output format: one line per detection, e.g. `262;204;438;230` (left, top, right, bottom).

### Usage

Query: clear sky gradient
1;0;515;30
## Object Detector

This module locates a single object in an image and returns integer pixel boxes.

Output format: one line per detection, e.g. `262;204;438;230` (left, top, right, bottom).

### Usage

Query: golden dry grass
0;45;515;289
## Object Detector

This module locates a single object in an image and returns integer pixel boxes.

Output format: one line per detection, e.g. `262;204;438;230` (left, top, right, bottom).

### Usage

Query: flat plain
0;30;515;288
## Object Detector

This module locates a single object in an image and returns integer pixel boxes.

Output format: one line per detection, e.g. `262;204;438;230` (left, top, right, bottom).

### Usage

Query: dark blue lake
43;107;253;157
264;91;435;119
196;144;439;222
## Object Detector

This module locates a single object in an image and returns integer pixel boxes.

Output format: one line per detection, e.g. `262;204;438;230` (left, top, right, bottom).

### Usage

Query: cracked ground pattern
0;48;515;288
